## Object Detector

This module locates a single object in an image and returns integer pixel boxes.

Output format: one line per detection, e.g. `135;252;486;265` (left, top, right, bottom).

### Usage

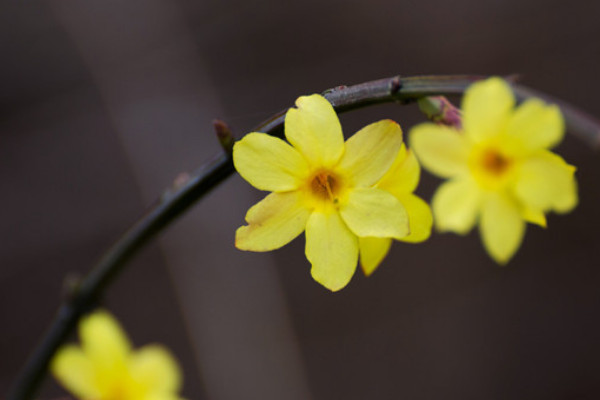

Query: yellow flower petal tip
410;77;578;264
234;94;428;290
51;310;183;400
359;237;393;276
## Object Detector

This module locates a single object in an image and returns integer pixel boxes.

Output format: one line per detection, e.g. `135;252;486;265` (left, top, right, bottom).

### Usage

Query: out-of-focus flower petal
359;237;392;276
410;123;469;178
80;311;130;380
462;77;515;142
52;311;184;400
432;178;481;234
520;206;547;228
129;345;182;394
397;193;433;243
513;150;578;213
480;194;525;264
506;99;564;153
51;346;102;400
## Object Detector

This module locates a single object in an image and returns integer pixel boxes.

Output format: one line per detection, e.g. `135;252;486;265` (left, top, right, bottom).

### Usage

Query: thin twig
9;74;599;400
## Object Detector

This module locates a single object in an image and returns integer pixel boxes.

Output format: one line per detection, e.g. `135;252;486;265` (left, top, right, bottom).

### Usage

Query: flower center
469;146;515;191
310;170;341;203
481;148;511;176
107;382;128;400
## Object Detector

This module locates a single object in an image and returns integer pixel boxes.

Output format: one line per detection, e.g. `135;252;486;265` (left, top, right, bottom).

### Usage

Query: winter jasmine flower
410;77;577;263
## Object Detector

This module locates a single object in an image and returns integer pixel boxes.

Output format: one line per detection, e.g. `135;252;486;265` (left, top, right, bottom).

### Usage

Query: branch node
390;76;402;94
62;273;83;304
161;172;192;203
213;119;234;155
323;85;348;94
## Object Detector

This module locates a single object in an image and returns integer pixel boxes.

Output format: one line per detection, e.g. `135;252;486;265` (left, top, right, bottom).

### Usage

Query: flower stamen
310;171;340;203
481;148;511;176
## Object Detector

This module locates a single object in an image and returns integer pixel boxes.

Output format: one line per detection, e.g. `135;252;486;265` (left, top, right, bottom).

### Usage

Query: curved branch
9;74;600;400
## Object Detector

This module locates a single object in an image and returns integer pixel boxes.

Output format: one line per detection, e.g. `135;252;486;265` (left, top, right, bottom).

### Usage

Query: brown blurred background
2;1;600;399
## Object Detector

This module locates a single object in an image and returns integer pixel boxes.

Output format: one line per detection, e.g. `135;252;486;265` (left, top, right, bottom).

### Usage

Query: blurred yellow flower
51;310;183;400
410;77;578;263
359;144;433;275
234;94;412;291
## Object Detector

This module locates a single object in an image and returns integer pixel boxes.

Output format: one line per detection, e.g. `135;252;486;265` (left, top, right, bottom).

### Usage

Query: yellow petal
480;193;525;264
80;311;131;379
306;210;358;291
359;237;392;276
129;345;182;394
233;133;309;192
462;77;515;143
513;150;578;213
376;145;420;195
506;99;564;152
409;123;469;178
236;191;311;252
432;178;481;234
396;194;433;243
337;120;404;186
339;187;409;239
521;206;547;228
51;345;103;400
145;395;184;400
285;94;344;167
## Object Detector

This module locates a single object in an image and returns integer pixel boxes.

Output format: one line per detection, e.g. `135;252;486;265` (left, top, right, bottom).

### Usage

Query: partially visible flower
51;310;183;400
234;94;410;291
359;144;433;275
410;77;578;263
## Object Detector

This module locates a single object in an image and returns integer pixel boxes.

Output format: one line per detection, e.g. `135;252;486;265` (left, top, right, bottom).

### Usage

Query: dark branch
9;74;599;400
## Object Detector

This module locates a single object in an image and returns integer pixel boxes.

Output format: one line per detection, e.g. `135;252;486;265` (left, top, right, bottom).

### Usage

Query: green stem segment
8;75;600;400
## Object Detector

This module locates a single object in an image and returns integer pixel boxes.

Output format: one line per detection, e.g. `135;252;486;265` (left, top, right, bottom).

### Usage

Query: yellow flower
51;310;183;400
359;144;433;275
234;94;411;291
410;77;578;263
